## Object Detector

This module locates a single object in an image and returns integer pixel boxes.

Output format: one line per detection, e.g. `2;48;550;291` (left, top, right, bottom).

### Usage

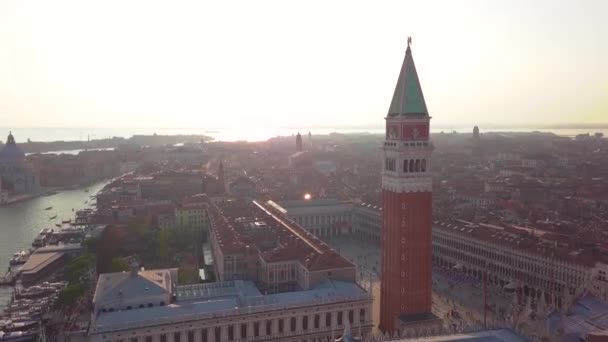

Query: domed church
0;132;39;194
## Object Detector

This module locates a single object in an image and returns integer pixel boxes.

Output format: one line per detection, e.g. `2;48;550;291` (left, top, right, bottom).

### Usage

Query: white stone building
89;271;373;342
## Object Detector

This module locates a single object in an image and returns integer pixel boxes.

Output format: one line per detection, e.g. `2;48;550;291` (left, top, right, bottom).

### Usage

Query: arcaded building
380;39;436;333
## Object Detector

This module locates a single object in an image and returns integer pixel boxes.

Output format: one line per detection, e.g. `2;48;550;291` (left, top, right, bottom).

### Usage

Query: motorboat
44;206;52;210
9;251;28;266
48;215;57;220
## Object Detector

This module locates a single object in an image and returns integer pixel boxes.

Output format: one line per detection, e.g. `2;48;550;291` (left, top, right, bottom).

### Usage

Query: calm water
0;180;108;309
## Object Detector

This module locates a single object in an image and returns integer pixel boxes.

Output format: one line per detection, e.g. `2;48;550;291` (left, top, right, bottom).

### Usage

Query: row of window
113;309;367;342
384;158;427;173
293;214;351;227
433;233;585;285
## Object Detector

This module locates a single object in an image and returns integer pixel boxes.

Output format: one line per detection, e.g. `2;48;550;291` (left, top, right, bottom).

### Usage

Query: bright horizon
1;0;607;129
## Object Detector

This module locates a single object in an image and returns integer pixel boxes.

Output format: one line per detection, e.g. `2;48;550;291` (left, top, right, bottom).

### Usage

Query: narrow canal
0;180;108;310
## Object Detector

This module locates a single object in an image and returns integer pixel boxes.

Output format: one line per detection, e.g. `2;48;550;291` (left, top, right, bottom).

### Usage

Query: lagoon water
0;180;108;310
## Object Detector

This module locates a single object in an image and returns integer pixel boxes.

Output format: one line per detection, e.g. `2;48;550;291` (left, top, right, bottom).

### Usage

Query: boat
31;235;46;248
55;224;61;228
1;321;38;332
40;228;53;235
48;215;57;220
44;206;52;210
9;251;28;266
84;189;89;192
61;219;71;224
0;331;39;342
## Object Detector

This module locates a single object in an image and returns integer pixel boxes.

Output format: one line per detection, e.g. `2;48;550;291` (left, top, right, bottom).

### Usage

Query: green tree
178;263;200;285
54;282;88;309
156;229;170;264
108;257;130;273
64;254;93;283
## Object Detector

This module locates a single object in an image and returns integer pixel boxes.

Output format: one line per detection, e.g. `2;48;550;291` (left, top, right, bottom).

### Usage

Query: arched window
415;159;420;172
403;160;408;173
422;159;427;172
409;160;414;172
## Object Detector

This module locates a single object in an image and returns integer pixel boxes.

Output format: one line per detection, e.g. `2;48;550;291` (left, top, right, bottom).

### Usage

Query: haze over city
1;0;607;130
3;1;608;342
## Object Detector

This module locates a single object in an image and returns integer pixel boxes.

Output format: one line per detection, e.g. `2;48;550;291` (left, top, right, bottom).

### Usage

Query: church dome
0;132;26;162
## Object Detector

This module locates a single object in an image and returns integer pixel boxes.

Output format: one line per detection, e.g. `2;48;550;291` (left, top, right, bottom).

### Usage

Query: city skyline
1;0;607;129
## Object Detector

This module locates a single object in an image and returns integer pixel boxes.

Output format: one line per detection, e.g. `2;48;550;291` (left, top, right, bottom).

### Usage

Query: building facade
380;39;434;333
277;199;353;237
0;132;39;194
432;221;608;302
90;276;373;342
352;203;382;243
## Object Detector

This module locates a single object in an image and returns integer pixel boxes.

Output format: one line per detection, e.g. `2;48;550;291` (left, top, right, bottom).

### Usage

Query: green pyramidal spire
387;39;429;117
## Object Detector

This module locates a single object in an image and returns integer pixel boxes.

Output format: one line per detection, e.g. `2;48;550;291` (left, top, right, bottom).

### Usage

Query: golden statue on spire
407;36;412;47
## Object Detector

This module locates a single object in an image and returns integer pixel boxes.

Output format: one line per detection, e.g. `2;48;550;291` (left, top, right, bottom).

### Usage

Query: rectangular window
290;317;296;332
359;308;366;322
201;329;208;342
279;319;284;333
325;313;331;327
266;320;272;335
348;310;354;324
146;337;152;342
214;327;221;342
174;332;181;342
302;316;308;330
187;330;194;342
314;314;320;329
254;322;259;337
240;324;247;339
131;338;138;342
160;334;167;342
337;312;343;325
385;158;396;171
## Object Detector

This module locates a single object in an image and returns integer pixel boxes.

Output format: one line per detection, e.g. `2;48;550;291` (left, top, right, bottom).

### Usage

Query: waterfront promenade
0;180;107;310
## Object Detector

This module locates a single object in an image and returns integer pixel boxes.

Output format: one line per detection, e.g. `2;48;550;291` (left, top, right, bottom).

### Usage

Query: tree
64;254;93;283
178;262;200;285
156;229;170;264
55;282;88;309
108;257;130;273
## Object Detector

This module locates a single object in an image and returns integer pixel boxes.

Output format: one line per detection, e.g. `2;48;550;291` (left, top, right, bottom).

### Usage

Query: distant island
0;134;214;154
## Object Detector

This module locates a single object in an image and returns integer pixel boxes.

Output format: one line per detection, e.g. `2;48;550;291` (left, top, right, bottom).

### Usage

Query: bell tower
379;37;434;333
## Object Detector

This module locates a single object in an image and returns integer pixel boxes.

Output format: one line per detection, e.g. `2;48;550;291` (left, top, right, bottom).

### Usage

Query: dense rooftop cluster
209;199;353;271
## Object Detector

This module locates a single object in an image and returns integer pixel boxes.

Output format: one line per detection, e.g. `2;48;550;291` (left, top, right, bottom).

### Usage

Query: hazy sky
1;0;606;129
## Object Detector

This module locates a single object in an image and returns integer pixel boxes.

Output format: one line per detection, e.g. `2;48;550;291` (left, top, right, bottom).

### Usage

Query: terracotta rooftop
209;199;353;272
